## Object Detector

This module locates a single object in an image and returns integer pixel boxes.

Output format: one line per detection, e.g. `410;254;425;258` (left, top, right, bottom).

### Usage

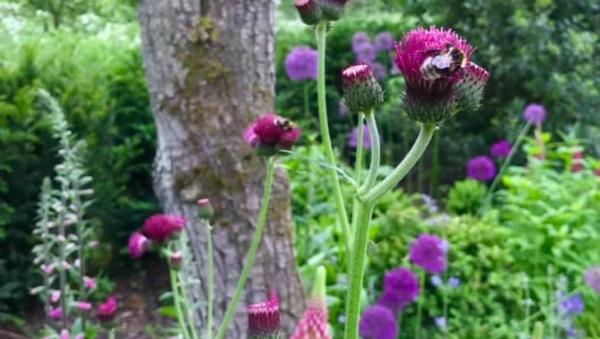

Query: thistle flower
142;214;185;242
197;198;214;220
348;125;371;150
294;0;321;25
243;113;302;156
48;307;63;320
342;63;384;114
128;231;150;258
395;27;488;123
97;295;118;323
377;267;420;313
374;32;395;52
285;47;318;81
523;103;547;126
248;291;281;339
584;266;600;294
490;140;512;159
352;32;371;53
358;305;398;339
320;0;348;21
409;234;449;273
291;266;331;339
467;156;496;181
73;301;92;312
83;276;96;290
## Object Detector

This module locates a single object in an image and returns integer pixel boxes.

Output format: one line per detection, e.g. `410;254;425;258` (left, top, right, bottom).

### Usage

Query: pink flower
73;301;92;312
50;290;61;303
97;295;118;322
128;231;150;258
291;266;330;339
41;263;56;274
142;214;186;242
248;291;281;337
48;307;63;320
84;276;97;290
60;329;70;339
243;114;301;154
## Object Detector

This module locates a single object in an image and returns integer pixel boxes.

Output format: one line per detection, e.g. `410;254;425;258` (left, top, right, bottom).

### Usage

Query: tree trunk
139;0;305;337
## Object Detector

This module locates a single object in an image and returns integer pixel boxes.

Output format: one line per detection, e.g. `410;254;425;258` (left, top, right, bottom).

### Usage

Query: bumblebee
420;44;467;81
275;118;294;131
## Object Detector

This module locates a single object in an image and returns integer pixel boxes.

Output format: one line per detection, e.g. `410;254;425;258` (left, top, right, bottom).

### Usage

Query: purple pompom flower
584;266;600;294
410;234;449;273
348;125;371;150
377;267;420;313
559;293;584;316
374;32;395;52
285;46;318;81
371;62;388;81
467;156;496;181
359;305;398;339
523;103;547;126
490;140;511;159
352;32;371;53
355;42;376;63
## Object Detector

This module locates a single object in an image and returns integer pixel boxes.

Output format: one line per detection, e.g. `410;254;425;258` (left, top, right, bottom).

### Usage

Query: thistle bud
197;198;214;220
248;291;281;339
128;231;150;259
342;63;384;114
170;251;183;270
320;0;348;21
294;0;321;25
291;266;331;339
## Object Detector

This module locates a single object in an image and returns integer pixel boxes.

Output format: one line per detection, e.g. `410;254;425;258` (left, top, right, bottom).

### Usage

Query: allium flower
371;62;388;81
84;276;96;290
50;290;61;303
248;291;280;338
584;266;600;294
374;32;395;52
523;103;547;126
342;63;384;114
320;0;348;21
377;267;420;313
338;99;349;117
490;140;512;159
355;42;376;63
395;27;488;123
348;125;371;150
352;32;371;53
448;277;461;288
435;316;447;329
559;294;584;316
285;46;318;81
142;214;185;242
291;266;331;339
128;231;150;258
73;301;92;312
243;113;302;155
48;307;63;320
97;296;118;322
467;156;496;181
294;0;321;25
359;305;398;339
410;234;449;273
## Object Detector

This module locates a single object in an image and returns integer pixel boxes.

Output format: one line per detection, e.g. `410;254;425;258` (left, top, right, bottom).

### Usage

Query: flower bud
73;301;92;312
291;266;331;339
320;0;348;21
128;231;150;259
342;63;384;114
294;0;321;25
97;296;118;323
197;198;214;220
50;290;61;304
84;276;97;290
243;114;301;156
48;307;63;320
248;291;281;339
170;251;183;270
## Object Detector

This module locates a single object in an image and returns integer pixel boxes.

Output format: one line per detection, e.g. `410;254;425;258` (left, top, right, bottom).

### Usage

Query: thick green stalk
170;266;192;339
206;221;215;339
363;123;436;203
350;113;365;234
177;236;199;339
358;112;380;194
430;131;441;199
215;157;276;339
343;201;374;339
315;22;352;252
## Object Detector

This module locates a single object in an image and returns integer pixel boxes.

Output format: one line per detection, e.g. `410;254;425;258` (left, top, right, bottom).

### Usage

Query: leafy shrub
446;179;487;215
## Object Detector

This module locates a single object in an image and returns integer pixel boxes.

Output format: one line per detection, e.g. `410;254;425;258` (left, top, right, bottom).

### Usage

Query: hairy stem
206;221;215;339
358;112;380;194
350;113;365;234
170;262;191;339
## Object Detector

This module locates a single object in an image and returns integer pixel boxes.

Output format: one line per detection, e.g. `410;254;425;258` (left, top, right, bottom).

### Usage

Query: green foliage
446;179;487;215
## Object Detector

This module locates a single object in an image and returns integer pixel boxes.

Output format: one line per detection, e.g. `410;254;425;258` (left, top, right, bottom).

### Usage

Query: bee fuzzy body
420;44;467;81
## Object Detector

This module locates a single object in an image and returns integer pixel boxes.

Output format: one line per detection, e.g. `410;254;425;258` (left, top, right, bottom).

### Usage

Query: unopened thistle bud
248;291;281;339
294;0;321;25
291;266;331;339
170;251;183;270
243;114;301;156
128;231;150;259
320;0;348;21
197;198;214;220
342;63;384;114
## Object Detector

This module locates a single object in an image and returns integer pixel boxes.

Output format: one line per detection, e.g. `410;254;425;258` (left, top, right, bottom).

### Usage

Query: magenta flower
490;140;512;158
48;307;63;320
97;295;118;322
294;0;320;25
73;301;92;312
374;32;395;52
243;113;302;155
377;267;420;314
467;155;496;181
584;266;600;294
128;231;150;258
348;125;371;150
410;234;449;273
143;214;185;242
285;46;318;81
50;290;61;303
248;291;280;338
83;276;96;290
359;305;398;339
523;103;547;126
395;27;488;123
60;329;70;339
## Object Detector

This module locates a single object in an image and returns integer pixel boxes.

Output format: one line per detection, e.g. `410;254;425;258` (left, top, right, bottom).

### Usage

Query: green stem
343;202;374;339
170;266;192;339
315;22;352;252
303;81;310;124
363;123;436;203
415;270;425;339
108;328;115;339
358;112;380;194
177;237;199;339
430;130;441;199
350;113;365;235
215;157;276;339
206;222;215;339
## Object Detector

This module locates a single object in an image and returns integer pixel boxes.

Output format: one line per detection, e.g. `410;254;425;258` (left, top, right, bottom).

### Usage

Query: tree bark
139;0;304;337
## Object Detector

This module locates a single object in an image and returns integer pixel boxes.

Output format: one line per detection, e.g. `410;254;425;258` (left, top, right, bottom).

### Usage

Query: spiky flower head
197;198;214;220
377;267;420;314
467;155;496;181
584;266;600;294
97;295;118;323
490;140;512;159
244;114;301;156
320;0;349;21
294;0;321;25
291;266;331;339
359;305;398;339
342;64;384;114
409;234;449;274
395;27;488;123
285;46;318;81
128;231;150;258
142;214;185;243
248;291;281;339
523;103;547;126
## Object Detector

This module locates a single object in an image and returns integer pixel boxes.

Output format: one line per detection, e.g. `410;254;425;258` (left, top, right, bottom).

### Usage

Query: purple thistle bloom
467;156;496;181
523;103;547;126
559;293;584;316
584;266;600;294
285;46;318;81
359;305;398;339
490;140;512;159
371;62;388;81
348;125;371;150
435;317;447;330
374;32;395;52
338;99;349;117
448;277;461;288
355;42;376;63
352;32;371;53
377;268;420;313
410;234;449;273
